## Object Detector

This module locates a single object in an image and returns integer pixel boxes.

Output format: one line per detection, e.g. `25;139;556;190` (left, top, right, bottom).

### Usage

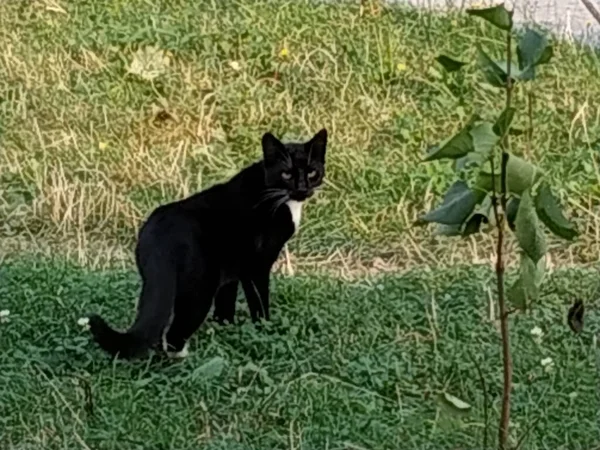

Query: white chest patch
286;200;303;232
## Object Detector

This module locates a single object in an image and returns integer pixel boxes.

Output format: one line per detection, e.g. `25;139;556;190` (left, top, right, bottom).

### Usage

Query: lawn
0;259;598;449
1;0;600;271
1;0;600;449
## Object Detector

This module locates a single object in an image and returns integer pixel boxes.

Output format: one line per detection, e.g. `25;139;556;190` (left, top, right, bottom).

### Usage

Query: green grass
1;2;599;448
1;0;600;270
1;258;598;449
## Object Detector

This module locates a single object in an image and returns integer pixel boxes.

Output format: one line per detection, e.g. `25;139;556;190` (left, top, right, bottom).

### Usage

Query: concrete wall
402;0;600;44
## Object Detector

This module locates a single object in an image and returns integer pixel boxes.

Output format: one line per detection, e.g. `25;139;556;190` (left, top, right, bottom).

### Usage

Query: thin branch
580;0;600;26
496;197;511;450
527;91;534;157
498;27;514;450
490;156;500;224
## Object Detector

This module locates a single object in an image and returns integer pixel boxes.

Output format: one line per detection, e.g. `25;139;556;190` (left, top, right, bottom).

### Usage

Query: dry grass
1;0;600;271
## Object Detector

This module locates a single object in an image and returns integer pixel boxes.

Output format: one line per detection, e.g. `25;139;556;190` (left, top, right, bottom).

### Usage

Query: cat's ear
262;132;286;163
308;128;327;163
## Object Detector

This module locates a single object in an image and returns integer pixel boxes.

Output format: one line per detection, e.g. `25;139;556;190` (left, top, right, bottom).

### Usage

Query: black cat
89;129;327;359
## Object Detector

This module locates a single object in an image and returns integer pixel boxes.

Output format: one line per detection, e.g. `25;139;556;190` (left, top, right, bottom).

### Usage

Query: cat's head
261;129;327;202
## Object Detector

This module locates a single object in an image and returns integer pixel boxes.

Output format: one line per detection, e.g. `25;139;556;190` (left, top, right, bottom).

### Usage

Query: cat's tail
89;268;176;359
88;315;149;359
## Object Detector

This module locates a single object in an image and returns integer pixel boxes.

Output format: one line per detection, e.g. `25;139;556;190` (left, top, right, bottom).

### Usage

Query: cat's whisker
253;191;287;209
260;188;283;195
253;197;279;210
255;194;277;205
260;190;286;200
269;196;289;218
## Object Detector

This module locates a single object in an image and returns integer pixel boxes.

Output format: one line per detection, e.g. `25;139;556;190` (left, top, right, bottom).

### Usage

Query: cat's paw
166;342;189;359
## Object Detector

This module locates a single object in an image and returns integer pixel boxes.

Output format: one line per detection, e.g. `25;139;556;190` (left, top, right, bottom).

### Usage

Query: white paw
167;342;189;359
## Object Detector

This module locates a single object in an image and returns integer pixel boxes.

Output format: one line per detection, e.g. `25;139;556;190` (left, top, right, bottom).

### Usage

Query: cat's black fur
89;129;327;359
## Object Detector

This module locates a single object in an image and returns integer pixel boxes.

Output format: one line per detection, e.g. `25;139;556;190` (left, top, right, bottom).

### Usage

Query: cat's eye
308;170;318;179
281;171;292;180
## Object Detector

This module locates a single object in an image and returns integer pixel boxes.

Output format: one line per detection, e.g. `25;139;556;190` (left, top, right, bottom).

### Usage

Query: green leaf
438;194;490;236
535;183;578;241
436;55;467;72
425;120;476;162
509;274;532;309
477;47;508;87
515;189;547;263
454;123;498;171
475;171;498;194
190;356;227;380
567;300;584;333
506;154;538;194
506;196;520;231
476;49;522;87
474;154;539;195
507;274;527;309
134;377;156;388
493;107;516;137
471;122;499;156
509;127;526;137
536;46;554;65
438;392;471;416
495;60;523;79
463;213;485;237
467;4;513;31
508;252;545;309
517;29;553;80
454;151;487;171
469;193;493;221
420;181;477;225
435;224;462;237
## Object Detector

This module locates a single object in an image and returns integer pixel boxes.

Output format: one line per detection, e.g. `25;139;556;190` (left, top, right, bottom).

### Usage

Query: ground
1;260;598;449
1;0;599;449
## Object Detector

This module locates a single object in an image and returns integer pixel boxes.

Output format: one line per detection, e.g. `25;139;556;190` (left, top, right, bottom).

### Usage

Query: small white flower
228;61;241;71
77;317;90;329
0;310;10;318
530;326;543;337
541;357;554;372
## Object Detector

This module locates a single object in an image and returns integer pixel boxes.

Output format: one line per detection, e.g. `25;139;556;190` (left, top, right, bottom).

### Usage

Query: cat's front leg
241;269;270;322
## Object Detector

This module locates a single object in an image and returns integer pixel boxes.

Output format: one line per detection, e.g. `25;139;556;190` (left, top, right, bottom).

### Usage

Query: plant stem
527;91;534;157
497;162;511;450
498;28;514;450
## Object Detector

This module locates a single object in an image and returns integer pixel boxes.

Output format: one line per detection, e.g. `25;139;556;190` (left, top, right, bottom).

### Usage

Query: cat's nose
293;189;312;201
